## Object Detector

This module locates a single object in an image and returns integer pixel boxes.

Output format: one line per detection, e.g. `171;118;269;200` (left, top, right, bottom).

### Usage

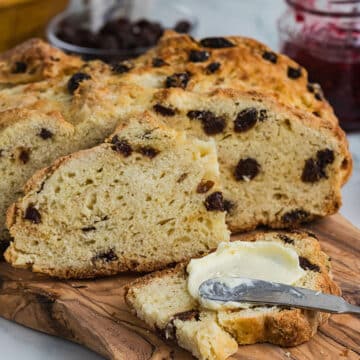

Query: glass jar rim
286;0;360;18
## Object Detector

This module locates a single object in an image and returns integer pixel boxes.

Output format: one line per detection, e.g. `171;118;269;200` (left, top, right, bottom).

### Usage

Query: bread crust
131;31;338;125
0;107;74;132
0;38;83;86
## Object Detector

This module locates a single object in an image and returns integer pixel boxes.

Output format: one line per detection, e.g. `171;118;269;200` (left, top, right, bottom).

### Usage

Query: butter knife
199;278;360;314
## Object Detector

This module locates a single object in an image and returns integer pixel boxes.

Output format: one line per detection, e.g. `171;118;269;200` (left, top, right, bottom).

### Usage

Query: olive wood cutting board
0;214;359;360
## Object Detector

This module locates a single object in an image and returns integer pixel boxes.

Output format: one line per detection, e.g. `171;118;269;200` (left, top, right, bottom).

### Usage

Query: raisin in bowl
47;2;197;62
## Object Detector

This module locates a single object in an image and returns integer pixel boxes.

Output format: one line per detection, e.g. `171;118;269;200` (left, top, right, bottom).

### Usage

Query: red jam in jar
279;0;360;131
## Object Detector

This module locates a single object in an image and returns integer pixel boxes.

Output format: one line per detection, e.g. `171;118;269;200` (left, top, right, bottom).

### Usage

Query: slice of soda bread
145;88;351;232
5;112;229;278
126;231;340;360
0;107;75;243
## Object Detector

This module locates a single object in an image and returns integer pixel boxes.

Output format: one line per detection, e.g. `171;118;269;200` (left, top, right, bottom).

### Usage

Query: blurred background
1;0;359;131
0;1;359;359
0;0;285;53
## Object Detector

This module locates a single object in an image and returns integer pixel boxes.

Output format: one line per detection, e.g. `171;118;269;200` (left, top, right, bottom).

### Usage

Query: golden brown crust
131;31;338;124
0;107;74;132
1;33;353;280
7;254;188;280
4;85;352;265
5;203;16;230
0;38;83;86
218;273;340;347
3;84;351;234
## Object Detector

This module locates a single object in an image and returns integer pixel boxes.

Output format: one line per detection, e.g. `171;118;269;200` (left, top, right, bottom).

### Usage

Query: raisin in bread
140;87;351;231
126;231;340;360
5;113;229;278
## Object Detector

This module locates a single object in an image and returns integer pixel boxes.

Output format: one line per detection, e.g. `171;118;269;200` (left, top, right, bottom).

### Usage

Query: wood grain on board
0;214;359;360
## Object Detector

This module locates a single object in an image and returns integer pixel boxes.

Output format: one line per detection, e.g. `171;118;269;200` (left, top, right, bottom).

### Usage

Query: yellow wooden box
0;0;68;51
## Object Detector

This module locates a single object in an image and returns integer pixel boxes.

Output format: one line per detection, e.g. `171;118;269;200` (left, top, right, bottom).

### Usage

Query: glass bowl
46;0;198;62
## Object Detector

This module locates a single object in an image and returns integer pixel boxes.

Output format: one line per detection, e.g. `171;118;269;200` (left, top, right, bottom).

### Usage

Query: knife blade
199;277;360;314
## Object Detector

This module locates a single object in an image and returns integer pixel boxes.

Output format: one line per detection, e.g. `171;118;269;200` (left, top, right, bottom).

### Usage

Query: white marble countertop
1;1;359;359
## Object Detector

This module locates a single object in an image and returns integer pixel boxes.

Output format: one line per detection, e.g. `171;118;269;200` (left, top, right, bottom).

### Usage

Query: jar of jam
278;0;360;131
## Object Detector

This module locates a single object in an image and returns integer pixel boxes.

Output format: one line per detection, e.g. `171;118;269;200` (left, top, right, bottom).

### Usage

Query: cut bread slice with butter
126;231;340;360
5;112;229;278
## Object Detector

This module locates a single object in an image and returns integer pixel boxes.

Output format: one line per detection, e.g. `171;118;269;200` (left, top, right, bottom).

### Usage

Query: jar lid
286;0;360;17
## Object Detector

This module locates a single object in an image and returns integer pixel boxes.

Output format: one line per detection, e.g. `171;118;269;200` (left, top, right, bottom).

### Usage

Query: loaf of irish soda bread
5;113;229;278
126;231;340;360
141;88;351;231
0;33;352;246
